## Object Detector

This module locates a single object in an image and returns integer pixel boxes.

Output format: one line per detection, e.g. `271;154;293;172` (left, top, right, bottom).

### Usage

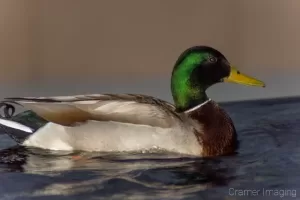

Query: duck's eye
208;56;217;63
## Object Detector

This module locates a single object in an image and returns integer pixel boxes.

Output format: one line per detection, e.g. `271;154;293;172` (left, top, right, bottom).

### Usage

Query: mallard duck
0;46;265;157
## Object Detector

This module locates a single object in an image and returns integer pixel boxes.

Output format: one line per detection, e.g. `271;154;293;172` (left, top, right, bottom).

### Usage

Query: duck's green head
171;46;265;112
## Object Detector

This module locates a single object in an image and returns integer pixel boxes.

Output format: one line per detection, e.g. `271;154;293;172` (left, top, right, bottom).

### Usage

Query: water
0;96;300;200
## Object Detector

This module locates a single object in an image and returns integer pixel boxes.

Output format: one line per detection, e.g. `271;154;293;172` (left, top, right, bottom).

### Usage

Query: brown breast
187;100;238;157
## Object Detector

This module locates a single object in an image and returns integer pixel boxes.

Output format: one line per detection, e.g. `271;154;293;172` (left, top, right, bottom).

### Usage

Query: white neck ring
184;99;212;113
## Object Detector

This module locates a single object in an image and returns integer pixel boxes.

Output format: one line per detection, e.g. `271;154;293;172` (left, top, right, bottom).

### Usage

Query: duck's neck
171;81;209;112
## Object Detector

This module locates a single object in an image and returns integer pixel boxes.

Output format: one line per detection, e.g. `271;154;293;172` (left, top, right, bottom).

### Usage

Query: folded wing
5;94;181;128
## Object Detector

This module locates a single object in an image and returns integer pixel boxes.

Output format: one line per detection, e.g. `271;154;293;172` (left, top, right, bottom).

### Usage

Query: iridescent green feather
171;52;209;110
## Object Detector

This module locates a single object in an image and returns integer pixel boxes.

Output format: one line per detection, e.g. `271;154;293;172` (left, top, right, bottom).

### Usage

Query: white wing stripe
0;118;33;133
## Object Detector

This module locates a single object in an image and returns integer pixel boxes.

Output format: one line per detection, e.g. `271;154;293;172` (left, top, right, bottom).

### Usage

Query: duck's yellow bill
223;66;266;87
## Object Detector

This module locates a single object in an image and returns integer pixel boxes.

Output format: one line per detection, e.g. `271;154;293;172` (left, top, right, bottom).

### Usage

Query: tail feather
0;118;33;143
0;102;47;144
0;119;33;133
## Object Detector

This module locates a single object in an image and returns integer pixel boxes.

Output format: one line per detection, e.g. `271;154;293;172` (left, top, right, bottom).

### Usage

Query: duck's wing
4;94;182;128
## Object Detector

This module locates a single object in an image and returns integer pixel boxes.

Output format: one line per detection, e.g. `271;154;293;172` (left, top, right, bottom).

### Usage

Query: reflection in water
0;146;235;199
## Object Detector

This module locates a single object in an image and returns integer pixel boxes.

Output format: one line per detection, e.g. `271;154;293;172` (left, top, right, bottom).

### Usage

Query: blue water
0;97;300;200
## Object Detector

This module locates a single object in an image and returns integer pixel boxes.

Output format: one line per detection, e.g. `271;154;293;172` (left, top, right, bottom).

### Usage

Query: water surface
0;97;299;199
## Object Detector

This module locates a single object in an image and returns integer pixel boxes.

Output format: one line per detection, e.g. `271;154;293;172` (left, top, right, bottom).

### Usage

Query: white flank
22;121;202;155
22;122;73;151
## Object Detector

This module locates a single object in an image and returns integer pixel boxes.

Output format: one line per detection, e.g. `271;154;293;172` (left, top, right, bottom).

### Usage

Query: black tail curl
0;101;17;119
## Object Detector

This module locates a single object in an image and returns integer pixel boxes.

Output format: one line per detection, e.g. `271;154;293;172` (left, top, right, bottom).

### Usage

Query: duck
0;46;265;157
